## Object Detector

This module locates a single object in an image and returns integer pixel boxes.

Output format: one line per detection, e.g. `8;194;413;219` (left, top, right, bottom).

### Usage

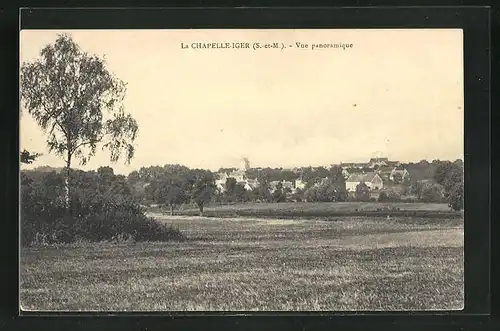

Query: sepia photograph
19;28;464;311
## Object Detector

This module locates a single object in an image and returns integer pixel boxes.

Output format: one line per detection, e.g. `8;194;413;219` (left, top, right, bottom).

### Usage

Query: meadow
20;212;464;311
168;202;461;219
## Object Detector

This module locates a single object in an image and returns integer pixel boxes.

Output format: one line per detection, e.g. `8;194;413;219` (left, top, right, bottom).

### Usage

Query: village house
341;167;373;179
340;162;369;169
342;157;401;171
389;167;410;182
375;166;395;181
345;172;384;192
293;178;306;191
368;157;389;168
244;178;260;191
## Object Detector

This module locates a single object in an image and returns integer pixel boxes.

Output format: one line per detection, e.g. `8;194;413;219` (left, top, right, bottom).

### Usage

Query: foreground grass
20;215;463;311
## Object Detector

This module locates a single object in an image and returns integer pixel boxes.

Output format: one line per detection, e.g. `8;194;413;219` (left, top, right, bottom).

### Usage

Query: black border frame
3;5;492;331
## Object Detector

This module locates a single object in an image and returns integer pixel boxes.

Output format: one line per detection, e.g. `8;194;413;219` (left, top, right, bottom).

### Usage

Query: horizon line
22;156;464;174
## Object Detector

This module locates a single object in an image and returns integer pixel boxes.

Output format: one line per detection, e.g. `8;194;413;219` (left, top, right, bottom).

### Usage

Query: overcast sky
20;29;464;175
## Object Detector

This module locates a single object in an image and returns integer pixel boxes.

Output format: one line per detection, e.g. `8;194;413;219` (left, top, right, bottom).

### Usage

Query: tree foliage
355;182;370;202
434;160;464;210
272;182;286;203
20;149;42;164
20;34;139;207
20;34;139;168
190;171;216;216
21;168;183;246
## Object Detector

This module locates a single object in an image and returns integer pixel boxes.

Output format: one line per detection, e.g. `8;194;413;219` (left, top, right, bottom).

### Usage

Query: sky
20;29;464;175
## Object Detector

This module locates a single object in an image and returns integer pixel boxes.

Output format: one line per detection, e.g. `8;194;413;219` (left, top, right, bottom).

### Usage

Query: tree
448;181;464;211
20;34;138;209
420;183;444;203
291;188;304;202
190;171;216;216
272;182;286;202
355;182;370;202
392;173;403;184
234;183;249;202
280;169;298;182
256;182;272;202
315;180;337;202
127;170;141;184
378;192;388;202
20;149;42;164
317;171;348;202
154;179;188;215
139;166;165;183
434;160;464;210
224;178;237;197
96;166;115;193
304;186;318;202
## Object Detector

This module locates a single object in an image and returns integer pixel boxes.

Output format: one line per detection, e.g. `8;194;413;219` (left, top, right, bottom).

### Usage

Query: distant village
214;157;411;195
26;154;463;206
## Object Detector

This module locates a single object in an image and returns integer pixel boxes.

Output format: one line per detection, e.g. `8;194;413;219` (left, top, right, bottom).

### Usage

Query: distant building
340;162;369;169
293;178;306;191
342;157;401;171
375;166;395;181
345;172;384;192
244;178;260;191
389;167;410;182
368;157;389;168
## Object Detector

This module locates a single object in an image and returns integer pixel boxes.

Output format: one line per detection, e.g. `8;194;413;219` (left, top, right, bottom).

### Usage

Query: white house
345;172;384;192
293;178;306;191
340;162;369;169
214;173;229;193
244;178;260;191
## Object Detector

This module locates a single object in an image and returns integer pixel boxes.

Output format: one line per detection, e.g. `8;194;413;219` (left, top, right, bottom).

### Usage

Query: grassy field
20;214;464;311
185;201;451;212
165;202;460;219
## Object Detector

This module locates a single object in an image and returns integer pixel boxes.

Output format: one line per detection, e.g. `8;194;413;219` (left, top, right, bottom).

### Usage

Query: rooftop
346;172;379;182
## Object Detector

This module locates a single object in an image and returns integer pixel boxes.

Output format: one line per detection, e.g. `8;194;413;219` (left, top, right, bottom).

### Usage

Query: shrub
387;191;402;202
20;170;184;247
378;192;388;202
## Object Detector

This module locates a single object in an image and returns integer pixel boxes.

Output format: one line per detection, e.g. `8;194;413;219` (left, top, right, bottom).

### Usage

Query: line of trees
131;164;352;207
143;165;216;216
126;160;464;210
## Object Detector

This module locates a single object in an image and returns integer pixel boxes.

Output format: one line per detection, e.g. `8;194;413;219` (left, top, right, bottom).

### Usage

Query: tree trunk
198;203;204;217
170;205;174;216
64;152;72;211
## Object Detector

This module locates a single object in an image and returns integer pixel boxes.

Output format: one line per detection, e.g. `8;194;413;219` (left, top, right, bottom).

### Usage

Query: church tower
240;157;250;170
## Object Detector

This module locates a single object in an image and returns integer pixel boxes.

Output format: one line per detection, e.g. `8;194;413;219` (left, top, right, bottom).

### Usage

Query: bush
20;170;184;247
378;192;388;202
377;191;402;202
387;192;401;202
